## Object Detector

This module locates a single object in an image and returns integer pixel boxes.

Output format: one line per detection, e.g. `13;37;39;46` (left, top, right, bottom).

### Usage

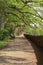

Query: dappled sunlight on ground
0;37;43;65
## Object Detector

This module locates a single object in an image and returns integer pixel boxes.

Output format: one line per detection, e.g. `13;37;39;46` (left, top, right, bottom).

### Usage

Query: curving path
0;37;43;65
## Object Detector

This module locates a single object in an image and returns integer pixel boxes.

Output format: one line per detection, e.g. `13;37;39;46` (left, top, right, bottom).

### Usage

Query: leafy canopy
0;0;43;35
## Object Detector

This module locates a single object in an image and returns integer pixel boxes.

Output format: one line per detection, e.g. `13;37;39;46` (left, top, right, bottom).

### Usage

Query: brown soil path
0;37;43;65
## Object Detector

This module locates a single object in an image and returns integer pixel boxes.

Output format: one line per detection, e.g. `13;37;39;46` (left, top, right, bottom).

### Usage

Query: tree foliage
0;0;43;35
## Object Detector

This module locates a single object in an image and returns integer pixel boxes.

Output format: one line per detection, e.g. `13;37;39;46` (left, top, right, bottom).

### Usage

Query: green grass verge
0;38;10;48
0;41;6;47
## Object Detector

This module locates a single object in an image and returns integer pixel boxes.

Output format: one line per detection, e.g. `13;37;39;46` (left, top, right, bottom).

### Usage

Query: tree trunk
0;12;5;29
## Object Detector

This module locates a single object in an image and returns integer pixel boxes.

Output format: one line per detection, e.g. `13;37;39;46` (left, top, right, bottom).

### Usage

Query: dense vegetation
0;0;43;41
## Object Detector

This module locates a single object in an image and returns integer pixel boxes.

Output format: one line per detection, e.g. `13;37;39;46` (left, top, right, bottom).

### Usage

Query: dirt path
0;37;43;65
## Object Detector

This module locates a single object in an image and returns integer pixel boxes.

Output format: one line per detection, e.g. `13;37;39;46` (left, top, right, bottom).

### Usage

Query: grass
0;41;6;47
0;38;10;48
0;41;7;49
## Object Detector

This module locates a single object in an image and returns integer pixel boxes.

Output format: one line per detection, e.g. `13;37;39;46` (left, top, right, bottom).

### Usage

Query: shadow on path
1;38;34;52
0;56;27;63
0;37;43;65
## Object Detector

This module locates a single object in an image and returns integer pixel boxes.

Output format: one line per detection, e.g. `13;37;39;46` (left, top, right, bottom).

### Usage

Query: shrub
4;22;15;38
0;29;9;40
